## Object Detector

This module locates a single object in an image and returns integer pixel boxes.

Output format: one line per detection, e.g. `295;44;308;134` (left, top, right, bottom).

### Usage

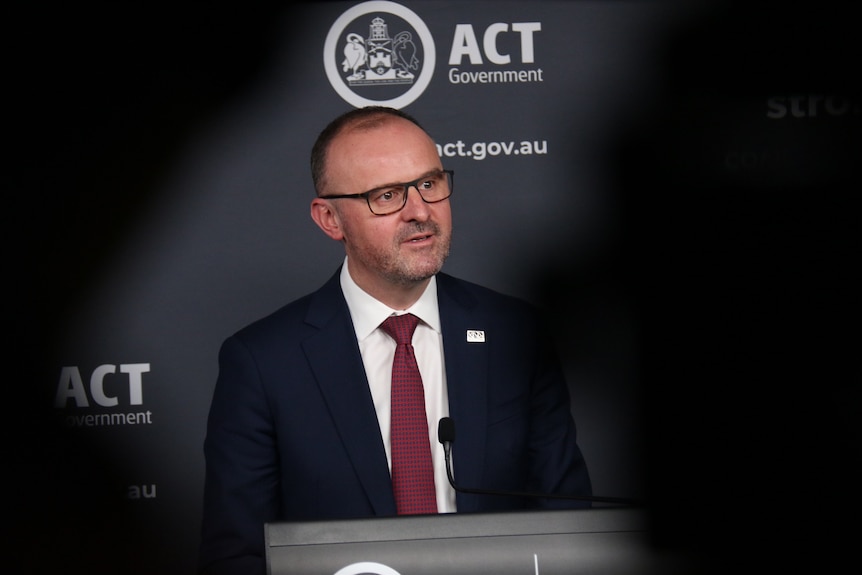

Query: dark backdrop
6;2;858;573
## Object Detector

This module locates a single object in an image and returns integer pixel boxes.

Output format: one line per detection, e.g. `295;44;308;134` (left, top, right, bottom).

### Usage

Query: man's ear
310;198;345;241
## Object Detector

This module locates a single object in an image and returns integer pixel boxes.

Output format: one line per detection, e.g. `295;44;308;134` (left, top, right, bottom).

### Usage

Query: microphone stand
439;418;638;506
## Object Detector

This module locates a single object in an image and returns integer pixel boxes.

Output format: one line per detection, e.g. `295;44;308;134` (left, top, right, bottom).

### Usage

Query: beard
349;221;451;287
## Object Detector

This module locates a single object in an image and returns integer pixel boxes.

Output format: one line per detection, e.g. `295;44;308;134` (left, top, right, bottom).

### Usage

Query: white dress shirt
339;257;457;513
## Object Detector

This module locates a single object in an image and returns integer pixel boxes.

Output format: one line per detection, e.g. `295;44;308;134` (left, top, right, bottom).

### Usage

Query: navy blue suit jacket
199;270;591;574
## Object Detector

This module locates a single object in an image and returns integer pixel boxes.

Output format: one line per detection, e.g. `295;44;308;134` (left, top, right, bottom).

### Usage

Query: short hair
310;106;426;196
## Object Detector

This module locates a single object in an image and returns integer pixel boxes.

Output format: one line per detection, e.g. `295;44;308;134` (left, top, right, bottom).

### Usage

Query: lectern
266;507;659;574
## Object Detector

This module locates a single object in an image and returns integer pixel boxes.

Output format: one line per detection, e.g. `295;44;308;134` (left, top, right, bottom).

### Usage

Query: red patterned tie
380;313;438;515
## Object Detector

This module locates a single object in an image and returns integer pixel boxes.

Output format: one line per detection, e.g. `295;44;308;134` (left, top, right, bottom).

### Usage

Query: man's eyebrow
367;168;444;190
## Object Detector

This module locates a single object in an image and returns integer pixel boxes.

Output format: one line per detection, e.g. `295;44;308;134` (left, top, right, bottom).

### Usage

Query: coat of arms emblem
342;17;419;86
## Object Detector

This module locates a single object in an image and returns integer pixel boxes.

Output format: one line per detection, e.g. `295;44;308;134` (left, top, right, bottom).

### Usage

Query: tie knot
380;313;420;345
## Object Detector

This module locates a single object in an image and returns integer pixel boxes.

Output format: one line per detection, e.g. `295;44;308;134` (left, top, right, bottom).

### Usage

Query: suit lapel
301;271;397;516
437;274;489;513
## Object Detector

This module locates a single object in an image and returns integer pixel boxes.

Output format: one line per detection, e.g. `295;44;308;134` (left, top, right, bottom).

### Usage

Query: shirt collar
340;257;441;341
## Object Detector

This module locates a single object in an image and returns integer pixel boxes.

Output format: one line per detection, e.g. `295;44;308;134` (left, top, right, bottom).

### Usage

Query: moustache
396;222;440;243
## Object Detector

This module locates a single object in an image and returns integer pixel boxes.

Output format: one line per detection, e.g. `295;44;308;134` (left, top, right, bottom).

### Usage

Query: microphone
437;417;636;506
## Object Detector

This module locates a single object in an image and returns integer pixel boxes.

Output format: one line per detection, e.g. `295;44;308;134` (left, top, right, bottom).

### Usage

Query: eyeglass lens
367;171;452;215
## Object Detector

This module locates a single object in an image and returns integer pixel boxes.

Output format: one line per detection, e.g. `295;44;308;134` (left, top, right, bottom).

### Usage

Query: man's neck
346;261;431;311
356;276;431;311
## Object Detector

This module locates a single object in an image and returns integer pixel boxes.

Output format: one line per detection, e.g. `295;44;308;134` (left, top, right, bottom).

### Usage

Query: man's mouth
401;224;438;244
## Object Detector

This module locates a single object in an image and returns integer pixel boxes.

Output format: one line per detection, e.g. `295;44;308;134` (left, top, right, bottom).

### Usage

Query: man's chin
392;259;446;285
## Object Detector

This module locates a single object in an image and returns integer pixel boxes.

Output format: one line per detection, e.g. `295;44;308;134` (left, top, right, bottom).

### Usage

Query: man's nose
400;185;431;220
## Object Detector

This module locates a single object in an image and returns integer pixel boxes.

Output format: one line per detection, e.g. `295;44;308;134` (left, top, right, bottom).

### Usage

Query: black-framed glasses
320;169;454;215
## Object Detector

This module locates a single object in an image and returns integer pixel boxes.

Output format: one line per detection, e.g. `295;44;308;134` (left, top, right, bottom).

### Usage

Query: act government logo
324;1;435;108
333;562;401;575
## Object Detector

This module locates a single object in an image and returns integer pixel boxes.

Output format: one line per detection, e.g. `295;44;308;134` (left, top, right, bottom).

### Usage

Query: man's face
322;117;452;293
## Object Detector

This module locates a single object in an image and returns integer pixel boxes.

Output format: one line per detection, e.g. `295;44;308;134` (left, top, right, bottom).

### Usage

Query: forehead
328;117;440;183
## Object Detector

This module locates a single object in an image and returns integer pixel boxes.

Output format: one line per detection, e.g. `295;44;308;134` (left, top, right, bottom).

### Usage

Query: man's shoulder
436;272;536;315
230;271;343;344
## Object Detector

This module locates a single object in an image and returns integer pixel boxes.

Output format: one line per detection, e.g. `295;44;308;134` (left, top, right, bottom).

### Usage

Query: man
199;107;591;574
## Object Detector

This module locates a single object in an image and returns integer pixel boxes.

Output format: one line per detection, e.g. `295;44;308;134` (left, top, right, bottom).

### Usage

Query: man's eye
419;179;434;190
374;188;401;202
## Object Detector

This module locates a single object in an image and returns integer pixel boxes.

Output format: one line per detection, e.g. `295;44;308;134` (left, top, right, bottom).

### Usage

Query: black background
6;3;859;573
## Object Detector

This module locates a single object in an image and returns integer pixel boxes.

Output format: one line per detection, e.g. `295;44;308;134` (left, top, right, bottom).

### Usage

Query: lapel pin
466;330;485;343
